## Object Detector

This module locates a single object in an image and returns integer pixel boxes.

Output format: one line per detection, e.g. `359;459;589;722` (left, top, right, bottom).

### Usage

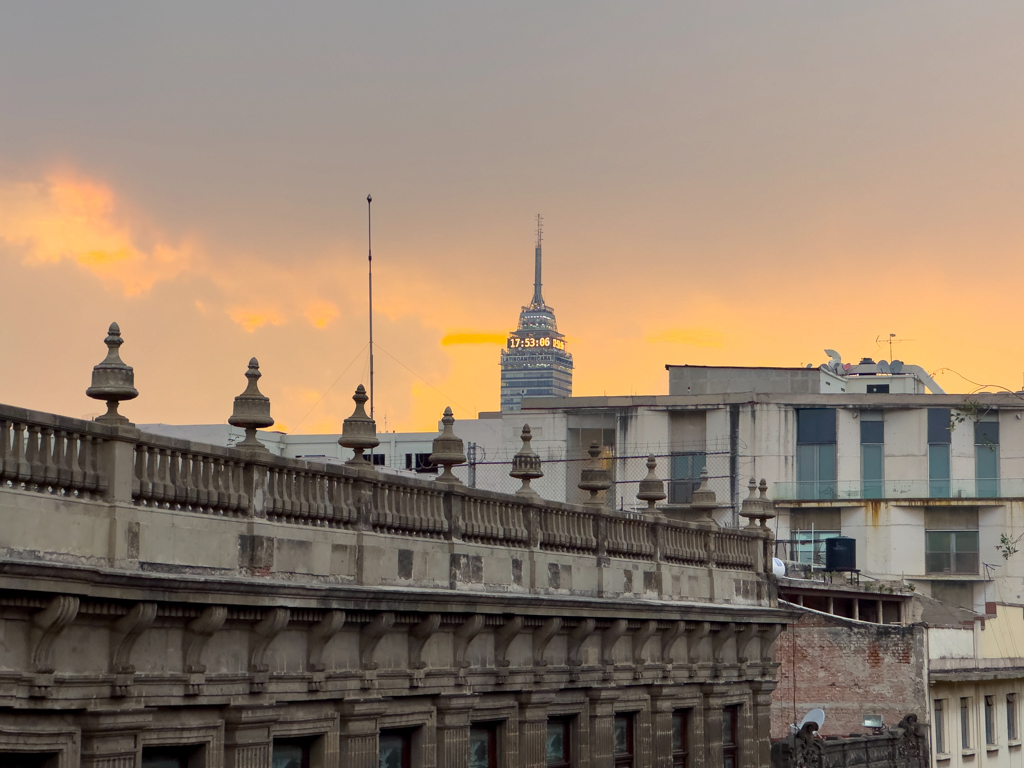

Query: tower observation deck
500;216;573;412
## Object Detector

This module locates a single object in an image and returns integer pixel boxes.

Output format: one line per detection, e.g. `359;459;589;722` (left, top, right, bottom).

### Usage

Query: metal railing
773;478;1018;501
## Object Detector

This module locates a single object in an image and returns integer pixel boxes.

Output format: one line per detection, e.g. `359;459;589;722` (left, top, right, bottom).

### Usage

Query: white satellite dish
877;360;891;374
799;709;826;730
772;558;786;578
890;360;904;374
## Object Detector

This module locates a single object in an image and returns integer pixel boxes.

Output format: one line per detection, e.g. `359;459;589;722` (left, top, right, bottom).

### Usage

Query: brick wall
770;607;927;739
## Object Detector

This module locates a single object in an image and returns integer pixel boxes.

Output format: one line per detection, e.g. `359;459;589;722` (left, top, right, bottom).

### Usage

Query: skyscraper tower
500;216;573;411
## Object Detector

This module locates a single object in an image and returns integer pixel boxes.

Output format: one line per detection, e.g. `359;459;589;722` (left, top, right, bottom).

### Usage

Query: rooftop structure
500;216;573;412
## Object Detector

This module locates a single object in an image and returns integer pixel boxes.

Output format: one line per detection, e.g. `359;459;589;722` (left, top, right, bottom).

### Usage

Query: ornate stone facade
0;336;792;766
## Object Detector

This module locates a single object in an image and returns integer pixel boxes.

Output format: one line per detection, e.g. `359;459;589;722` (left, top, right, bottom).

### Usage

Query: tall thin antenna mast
367;194;374;420
532;214;544;307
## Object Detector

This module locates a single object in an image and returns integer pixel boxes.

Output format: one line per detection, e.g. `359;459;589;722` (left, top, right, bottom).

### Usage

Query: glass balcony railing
773;478;1018;501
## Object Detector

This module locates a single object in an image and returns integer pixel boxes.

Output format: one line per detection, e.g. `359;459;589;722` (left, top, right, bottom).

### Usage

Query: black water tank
825;537;856;571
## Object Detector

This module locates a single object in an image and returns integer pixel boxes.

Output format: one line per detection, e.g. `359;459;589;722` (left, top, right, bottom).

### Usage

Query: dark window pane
379;732;410;768
860;421;884;444
797;409;836;444
272;742;307;768
0;755;60;768
929;409;952;444
469;725;495;768
142;748;195;768
546;720;569;768
613;716;630;754
975;421;999;446
672;713;683;751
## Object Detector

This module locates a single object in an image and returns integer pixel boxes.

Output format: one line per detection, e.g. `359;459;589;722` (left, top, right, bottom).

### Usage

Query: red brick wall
770;607;927;739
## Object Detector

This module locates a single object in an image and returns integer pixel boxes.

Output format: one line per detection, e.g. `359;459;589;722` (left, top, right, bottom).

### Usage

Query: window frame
545;717;572;768
141;746;201;768
379;729;414;768
985;695;997;746
612;713;635;768
926;530;980;575
671;709;690;768
469;722;500;768
961;697;972;750
722;705;740;768
934;699;946;755
271;737;312;768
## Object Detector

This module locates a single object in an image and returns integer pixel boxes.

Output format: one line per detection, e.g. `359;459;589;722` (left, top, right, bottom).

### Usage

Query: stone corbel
759;624;784;664
711;622;737;675
307;610;345;692
31;595;79;696
631;620;658;680
601;619;629;678
408;614;441;687
659;620;687;675
686;621;711;666
494;616;525;684
735;623;759;665
184;605;227;694
360;612;395;688
250;607;290;692
453;615;485;684
110;602;157;696
532;617;562;674
567;618;596;681
495;616;525;668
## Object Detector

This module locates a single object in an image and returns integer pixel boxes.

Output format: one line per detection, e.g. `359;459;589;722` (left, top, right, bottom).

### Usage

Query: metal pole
367;194;374;420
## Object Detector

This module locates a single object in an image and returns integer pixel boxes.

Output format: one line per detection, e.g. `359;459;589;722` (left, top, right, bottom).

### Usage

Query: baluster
168;450;183;509
233;461;248;515
192;456;208;511
81;435;101;499
65;432;82;494
50;429;69;492
38;427;57;491
181;454;197;510
298;472;311;523
264;468;279;521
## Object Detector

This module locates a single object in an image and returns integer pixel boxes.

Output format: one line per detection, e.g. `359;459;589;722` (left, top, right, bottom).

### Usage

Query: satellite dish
890;360;904;374
772;558;786;578
878;360;891;374
799;709;826;730
842;363;852;372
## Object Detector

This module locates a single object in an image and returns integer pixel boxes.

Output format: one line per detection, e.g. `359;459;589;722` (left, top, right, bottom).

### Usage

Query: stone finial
636;454;666;512
86;322;139;425
339;385;379;468
740;477;777;529
578;441;612;509
429;407;466;485
690;467;719;526
228;358;274;450
510;424;543;500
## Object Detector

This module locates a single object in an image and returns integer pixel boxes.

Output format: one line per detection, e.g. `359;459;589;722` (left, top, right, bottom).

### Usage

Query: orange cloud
441;332;506;346
0;175;194;296
304;300;340;329
227;306;284;332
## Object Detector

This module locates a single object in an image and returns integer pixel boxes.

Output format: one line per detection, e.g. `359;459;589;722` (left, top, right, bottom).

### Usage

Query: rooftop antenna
367;194;375;420
875;333;914;362
532;214;544;307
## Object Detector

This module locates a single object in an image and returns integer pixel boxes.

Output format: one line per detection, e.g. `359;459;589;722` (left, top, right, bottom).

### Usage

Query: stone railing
0;402;772;576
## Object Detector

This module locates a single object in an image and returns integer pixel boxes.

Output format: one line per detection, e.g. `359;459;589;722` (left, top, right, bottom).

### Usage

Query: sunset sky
3;4;1024;433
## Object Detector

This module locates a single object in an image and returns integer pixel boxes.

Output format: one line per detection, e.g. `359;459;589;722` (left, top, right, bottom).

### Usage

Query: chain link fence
449;446;736;526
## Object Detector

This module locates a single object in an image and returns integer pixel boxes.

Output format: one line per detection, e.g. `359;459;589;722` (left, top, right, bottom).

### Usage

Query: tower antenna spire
532;214;544;307
367;194;374;420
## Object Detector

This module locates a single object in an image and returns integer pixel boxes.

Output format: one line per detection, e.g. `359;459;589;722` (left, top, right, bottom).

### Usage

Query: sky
3;3;1024;433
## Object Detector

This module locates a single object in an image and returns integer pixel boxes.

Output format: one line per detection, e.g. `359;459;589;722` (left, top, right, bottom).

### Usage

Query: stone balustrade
0;401;771;585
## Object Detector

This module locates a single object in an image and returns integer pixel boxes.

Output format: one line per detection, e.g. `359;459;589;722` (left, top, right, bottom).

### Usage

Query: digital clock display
508;336;566;351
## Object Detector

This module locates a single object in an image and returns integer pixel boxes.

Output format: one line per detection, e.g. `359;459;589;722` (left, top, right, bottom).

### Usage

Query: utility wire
292;343;369;432
373;342;476;421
